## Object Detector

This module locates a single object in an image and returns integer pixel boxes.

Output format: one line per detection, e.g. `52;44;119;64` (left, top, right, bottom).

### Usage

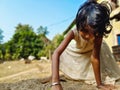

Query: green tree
0;28;4;44
0;43;6;60
12;24;36;59
11;24;44;59
4;49;11;60
36;34;51;58
0;44;3;60
37;26;49;35
36;26;51;58
37;34;64;59
2;24;51;60
52;34;64;49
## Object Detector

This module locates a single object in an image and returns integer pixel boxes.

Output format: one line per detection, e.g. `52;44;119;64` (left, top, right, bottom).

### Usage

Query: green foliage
37;34;64;59
37;26;49;35
0;50;3;60
37;44;53;58
52;34;64;49
2;23;50;60
1;23;66;61
0;28;4;44
10;24;44;59
4;52;11;60
0;44;5;60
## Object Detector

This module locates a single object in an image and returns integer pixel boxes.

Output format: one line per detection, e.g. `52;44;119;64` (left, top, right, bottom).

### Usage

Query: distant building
97;0;120;52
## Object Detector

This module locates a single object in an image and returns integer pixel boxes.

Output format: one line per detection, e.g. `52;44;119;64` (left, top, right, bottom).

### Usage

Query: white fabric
60;28;120;82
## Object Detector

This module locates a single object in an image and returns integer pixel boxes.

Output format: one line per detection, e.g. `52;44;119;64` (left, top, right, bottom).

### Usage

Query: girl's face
79;26;95;41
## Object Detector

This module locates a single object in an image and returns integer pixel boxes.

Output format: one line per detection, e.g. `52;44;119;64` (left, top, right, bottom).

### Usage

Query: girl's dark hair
76;1;112;37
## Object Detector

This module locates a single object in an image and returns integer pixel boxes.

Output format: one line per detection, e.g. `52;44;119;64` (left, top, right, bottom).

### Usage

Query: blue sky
0;0;86;43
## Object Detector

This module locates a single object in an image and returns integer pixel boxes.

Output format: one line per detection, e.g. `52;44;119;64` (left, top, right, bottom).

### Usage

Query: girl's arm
91;36;103;86
91;37;116;89
51;30;74;83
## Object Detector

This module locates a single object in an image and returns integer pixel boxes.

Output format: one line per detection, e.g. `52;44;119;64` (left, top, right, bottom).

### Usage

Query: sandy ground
0;77;97;90
0;75;120;90
0;61;120;90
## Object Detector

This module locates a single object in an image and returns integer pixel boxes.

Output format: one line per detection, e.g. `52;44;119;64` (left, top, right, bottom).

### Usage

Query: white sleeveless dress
60;28;120;82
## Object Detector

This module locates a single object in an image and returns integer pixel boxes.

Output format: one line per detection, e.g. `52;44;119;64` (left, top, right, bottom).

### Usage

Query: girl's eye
83;29;89;33
83;31;89;34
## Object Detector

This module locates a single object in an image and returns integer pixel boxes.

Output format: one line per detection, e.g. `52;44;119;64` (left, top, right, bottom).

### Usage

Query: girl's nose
85;34;90;39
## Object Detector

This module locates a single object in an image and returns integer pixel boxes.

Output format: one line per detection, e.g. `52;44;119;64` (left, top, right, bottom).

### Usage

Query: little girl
51;1;120;90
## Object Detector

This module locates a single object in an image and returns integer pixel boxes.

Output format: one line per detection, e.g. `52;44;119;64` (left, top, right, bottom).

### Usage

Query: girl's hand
51;84;63;90
97;84;116;90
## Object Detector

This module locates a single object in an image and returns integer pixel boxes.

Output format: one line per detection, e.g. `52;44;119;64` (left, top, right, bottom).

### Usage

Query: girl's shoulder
72;28;78;35
71;27;79;40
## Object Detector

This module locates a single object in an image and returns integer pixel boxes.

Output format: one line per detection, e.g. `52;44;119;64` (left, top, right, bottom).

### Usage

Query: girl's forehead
84;25;93;30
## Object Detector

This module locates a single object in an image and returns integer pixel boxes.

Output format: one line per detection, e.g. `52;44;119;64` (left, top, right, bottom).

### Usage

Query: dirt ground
0;75;120;90
0;60;120;90
0;76;97;90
